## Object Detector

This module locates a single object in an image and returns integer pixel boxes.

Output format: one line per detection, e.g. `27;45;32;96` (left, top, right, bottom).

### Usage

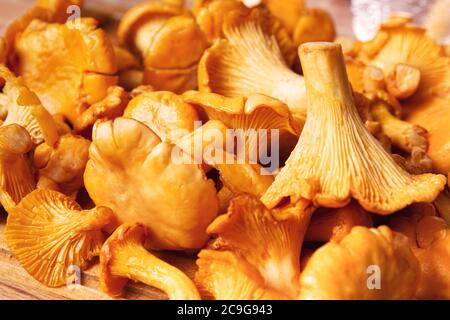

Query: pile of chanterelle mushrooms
0;0;449;300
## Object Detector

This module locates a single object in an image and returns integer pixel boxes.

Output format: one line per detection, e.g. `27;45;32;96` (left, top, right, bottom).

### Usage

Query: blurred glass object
351;0;435;41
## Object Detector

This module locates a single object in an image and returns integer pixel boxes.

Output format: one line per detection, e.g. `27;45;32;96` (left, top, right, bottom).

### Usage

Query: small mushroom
84;117;219;250
175;120;274;198
100;223;200;299
124;91;199;143
196;195;314;299
0;124;35;211
5;189;114;287
13;18;118;125
0;65;59;146
196;250;289;300
117;1;208;93
305;201;373;243
261;43;446;214
356;21;450;174
299;226;420;300
385;63;421;99
34;134;91;197
183;90;299;163
73;86;130;134
292;8;336;47
390;209;450;299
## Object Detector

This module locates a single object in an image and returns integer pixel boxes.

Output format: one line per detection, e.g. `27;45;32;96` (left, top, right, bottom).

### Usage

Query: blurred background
0;0;448;42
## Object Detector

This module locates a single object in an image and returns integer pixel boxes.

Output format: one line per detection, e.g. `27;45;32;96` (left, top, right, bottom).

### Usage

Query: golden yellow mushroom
196;195;314;299
259;0;305;36
183;90;299;163
261;43;446;214
0;65;59;146
195;0;295;64
175;120;274;198
73;86;130;134
5;189;114;287
13;18;118;125
305;201;373;243
198;12;306;127
34;134;91;197
357;21;450;174
293;8;336;47
299;226;420;300
196;250;289;300
0;124;35;211
391;210;450;299
84;117;219;250
124;91;199;143
3;0;79;66
117;1;208;93
100;223;200;299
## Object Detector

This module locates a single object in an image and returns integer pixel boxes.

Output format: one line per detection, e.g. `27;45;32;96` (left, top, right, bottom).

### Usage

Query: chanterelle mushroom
33;134;91;197
123;91;199;143
198;8;307;127
100;223;200;299
84;117;218;250
12;18;118;125
117;1;208;93
0;124;35;211
292;8;336;47
5;189;114;287
299;226;420;300
196;195;314;299
261;43;446;214
357;21;450;174
0;65;59;146
390;208;450;299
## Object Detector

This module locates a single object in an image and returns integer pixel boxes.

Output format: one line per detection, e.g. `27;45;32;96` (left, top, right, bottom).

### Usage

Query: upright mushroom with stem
100;223;200;300
262;43;446;214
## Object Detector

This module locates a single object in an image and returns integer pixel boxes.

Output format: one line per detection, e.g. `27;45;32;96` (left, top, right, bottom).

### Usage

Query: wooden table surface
0;0;354;300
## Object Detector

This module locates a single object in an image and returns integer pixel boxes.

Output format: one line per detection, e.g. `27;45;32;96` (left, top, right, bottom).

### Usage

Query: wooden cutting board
0;212;198;300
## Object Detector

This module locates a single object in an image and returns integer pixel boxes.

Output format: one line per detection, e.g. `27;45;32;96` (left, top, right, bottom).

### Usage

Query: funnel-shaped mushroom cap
391;212;450;299
196;250;289;300
183;91;298;134
262;43;446;214
305;201;373;243
100;223;200;299
293;8;336;47
299;226;419;300
34;134;91;196
358;22;450;174
84;117;218;250
0;66;59;146
5;189;114;287
204;195;313;298
73;86;130;133
0;124;35;211
175;120;274;198
14;18;118;124
198;13;306;127
124;91;199;143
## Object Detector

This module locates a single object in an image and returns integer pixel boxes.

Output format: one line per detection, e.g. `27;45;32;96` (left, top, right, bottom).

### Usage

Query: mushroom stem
371;101;428;153
110;243;200;300
262;42;446;213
